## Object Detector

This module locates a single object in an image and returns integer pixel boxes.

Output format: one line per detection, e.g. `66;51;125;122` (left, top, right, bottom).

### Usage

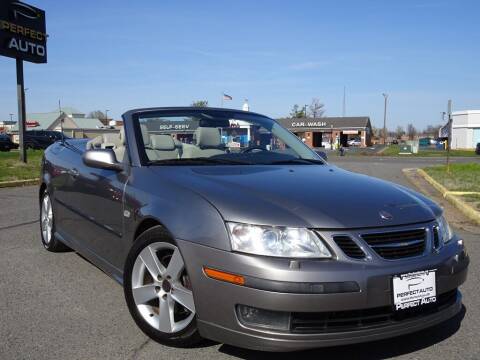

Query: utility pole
105;109;110;125
382;93;388;145
16;59;27;163
446;100;452;173
304;104;308;118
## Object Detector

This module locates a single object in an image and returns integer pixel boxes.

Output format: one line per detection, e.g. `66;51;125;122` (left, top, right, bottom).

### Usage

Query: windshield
136;110;323;165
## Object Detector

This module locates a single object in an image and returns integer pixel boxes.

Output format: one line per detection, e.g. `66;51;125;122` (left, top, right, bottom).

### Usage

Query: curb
412;168;480;225
0;178;39;188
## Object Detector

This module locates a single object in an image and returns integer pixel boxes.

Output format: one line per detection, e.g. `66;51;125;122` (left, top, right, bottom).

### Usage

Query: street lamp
382;93;388;145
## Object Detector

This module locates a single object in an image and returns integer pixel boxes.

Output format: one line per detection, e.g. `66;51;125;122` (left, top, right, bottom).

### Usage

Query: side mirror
316;150;328;161
82;149;123;171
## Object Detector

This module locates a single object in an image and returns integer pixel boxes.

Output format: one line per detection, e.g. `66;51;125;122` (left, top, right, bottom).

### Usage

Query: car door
67;153;129;270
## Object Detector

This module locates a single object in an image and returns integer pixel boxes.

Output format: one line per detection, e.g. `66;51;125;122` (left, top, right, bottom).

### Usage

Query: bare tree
191;100;208;107
406;123;417;140
308;98;325;118
289;104;306;118
395;126;405;139
424;125;441;137
88;110;107;125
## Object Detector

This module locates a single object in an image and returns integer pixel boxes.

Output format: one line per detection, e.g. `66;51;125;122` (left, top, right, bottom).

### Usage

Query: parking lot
0;156;479;360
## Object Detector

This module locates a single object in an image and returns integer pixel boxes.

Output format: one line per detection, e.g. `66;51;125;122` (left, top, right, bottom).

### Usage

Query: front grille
290;289;458;333
361;229;426;259
333;236;366;259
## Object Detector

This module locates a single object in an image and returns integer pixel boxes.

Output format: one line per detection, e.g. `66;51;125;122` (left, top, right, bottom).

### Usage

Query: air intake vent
361;229;426;260
333;236;366;259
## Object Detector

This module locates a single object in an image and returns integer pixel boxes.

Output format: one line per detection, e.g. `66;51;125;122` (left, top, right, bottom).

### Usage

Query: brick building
277;117;372;148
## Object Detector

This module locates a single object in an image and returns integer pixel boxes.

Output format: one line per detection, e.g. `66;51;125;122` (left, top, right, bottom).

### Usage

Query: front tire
124;226;202;348
40;191;69;252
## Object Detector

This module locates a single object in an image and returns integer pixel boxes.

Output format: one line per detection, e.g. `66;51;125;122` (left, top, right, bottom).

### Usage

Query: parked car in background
347;138;361;146
24;130;66;149
40;107;469;351
0;133;18;151
476;142;480;155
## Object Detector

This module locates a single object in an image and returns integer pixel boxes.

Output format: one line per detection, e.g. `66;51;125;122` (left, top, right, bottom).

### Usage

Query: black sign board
0;0;47;63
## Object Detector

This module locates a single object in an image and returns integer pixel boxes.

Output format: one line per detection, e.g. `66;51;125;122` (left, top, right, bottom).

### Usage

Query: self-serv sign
0;0;47;63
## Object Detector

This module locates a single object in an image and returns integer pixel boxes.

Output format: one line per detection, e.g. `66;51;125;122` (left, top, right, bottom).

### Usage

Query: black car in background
0;134;18;152
24;130;66;149
476;143;480;155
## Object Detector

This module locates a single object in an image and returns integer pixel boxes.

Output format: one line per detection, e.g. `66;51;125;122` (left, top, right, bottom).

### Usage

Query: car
0;133;18;151
24;130;66;149
347;138;361;146
40;107;469;352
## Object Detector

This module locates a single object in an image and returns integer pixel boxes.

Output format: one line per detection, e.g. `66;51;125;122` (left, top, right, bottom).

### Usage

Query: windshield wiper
149;157;252;165
265;158;325;165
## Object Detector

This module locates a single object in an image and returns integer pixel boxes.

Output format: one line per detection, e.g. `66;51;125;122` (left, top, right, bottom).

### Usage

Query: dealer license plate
392;270;436;311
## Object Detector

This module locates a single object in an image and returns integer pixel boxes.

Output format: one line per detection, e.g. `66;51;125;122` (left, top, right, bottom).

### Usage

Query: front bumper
177;236;468;352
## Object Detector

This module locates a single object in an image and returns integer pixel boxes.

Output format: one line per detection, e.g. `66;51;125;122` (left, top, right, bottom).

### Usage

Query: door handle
70;168;79;178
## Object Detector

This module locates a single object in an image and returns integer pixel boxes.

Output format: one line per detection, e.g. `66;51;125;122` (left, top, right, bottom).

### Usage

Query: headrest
102;133;120;147
140;124;150;146
150;134;175;151
195;127;221;148
119;127;125;145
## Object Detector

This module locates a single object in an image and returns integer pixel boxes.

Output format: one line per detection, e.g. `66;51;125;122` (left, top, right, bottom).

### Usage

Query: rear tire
40;190;69;252
123;226;202;348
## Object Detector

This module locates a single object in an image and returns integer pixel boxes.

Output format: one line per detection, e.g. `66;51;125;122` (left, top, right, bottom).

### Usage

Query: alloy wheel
41;193;53;244
131;242;195;333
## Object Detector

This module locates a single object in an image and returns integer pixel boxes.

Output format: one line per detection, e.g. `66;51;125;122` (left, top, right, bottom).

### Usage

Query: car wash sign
0;1;47;63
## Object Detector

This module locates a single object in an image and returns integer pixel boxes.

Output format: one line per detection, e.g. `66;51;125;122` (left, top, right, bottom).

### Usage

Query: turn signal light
203;267;245;285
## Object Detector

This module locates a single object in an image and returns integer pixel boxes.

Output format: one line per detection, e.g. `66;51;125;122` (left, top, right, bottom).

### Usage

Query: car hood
153;165;439;229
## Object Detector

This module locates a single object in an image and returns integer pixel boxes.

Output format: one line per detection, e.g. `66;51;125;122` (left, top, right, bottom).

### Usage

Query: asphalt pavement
0;156;479;359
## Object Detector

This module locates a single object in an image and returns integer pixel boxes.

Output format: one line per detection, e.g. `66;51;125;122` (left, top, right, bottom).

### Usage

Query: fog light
236;305;290;331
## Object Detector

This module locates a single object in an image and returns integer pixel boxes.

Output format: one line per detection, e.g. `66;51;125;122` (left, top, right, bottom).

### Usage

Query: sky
0;0;479;131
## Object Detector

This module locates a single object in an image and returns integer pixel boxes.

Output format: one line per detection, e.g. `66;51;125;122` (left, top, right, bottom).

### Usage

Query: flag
223;93;233;101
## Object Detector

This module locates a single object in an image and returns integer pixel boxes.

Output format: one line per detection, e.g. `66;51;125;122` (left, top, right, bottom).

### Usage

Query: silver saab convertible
39;107;469;351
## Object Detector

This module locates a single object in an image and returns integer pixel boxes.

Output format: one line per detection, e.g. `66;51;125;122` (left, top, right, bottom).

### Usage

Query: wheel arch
39;182;47;203
133;217;174;242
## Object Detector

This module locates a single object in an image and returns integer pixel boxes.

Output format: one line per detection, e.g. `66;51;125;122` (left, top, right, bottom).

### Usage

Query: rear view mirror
83;149;123;171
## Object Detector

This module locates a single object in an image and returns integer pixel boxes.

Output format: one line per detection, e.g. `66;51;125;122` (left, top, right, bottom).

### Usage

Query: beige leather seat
113;127;126;162
146;134;179;161
86;129;125;162
182;128;225;158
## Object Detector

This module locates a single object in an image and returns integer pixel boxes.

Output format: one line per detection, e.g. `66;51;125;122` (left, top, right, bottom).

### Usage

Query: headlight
437;215;453;244
226;222;332;258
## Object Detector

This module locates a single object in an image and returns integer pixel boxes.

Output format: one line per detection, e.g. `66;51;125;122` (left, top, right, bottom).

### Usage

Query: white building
450;110;480;149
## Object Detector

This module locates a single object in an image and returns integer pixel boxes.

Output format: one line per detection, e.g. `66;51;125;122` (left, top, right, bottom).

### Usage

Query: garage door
474;128;480;147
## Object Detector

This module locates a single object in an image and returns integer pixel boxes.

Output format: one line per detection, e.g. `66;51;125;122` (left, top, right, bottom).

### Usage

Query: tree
191;100;208;107
406;123;417;140
371;126;381;138
395;126;405;139
88;110;108;125
289;104;306;118
308;98;325;118
424;124;441;137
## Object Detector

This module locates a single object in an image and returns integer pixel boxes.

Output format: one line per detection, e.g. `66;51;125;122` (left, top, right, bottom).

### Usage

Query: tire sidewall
123;225;201;347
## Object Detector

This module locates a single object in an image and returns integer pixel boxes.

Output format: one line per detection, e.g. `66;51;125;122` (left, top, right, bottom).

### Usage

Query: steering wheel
241;145;266;153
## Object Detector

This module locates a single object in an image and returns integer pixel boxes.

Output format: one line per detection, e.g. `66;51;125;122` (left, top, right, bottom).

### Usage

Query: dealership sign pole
0;0;47;162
